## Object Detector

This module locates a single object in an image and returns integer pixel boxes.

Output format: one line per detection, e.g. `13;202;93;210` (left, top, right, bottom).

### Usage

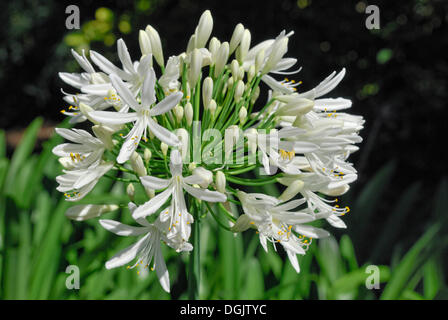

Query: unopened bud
255;49;265;74
202;77;213;109
234;80;245;102
130;151;147;177
139;30;152;56
208;99;217;116
214;42;229;77
193;167;213;188
174;105;184;123
215;171;226;193
209;37;220;58
239;106;247;124
185;102;193;126
195;10;213;48
231;59;239;81
229;23;244;54
251;86;260;104
279;180;304;202
145;25;164;67
127;183;135;201
188;48;203;88
144;148;152;164
161;142;168;157
236;29;251;64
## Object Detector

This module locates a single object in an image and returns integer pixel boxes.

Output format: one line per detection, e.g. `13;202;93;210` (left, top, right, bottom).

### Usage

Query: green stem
188;202;201;300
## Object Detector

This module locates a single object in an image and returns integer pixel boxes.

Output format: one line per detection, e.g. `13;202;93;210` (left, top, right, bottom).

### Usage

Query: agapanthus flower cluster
54;10;364;293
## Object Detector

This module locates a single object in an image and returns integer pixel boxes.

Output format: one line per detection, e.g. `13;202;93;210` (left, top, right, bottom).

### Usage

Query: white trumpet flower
133;150;226;243
89;68;182;163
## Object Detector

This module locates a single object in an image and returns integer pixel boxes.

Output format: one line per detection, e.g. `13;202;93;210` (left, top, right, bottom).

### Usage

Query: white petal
117;120;145;164
109;74;141;111
183;183;226;202
89;110;138;125
294;224;330;239
99;219;148;236
140;176;171;190
147;117;180;146
132;187;173;219
154;245;170;293
90;50;131;81
117;39;135;75
105;233;150;269
326;214;347;228
150;91;183;116
141;68;156;107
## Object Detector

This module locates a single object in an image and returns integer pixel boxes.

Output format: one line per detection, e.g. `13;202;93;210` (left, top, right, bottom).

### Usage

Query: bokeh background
0;0;447;299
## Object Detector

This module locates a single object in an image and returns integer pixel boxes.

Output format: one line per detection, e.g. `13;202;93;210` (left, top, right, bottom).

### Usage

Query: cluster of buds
54;10;364;293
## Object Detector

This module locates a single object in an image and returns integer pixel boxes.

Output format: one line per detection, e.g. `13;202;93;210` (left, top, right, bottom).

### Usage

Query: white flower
100;203;188;293
89;67;183;163
52;127;109;169
56;162;114;201
158;56;181;94
234;190;330;273
132;150;226;244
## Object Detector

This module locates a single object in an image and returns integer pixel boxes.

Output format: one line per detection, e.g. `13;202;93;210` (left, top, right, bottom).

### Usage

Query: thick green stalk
188;202;201;300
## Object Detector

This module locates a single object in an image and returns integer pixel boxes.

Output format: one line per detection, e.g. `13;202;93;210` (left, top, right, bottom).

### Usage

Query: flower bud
245;128;258;154
145;25;164;67
92;125;115;150
231;59;239;81
186;34;196;54
236;29;251;64
229;23;244;54
144;148;152;164
279;180;304;202
188;48;203;88
127;183;135;201
145;187;155;199
130;151;147;177
234;80;245;102
238;67;245;80
239;106;247;125
209;37;220;59
255;49;265;74
208;99;217;116
174;105;184;123
262;37;288;75
251;86;260;105
247;65;255;82
185;102;193;126
139;30;152;56
215;171;226;193
188;162;197;171
202;77;213;109
195;10;213;48
227;77;234;89
214;42;229;77
193;167;213;188
176;128;190;161
79;103;98;125
161;142;168;157
65;204;118;221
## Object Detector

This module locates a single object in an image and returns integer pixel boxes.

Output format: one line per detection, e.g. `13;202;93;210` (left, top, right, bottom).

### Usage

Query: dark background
0;0;446;264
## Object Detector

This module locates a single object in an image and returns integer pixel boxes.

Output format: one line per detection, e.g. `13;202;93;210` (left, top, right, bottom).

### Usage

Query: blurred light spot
95;7;114;22
376;48;393;64
355;1;366;13
297;0;311;9
320;41;331;52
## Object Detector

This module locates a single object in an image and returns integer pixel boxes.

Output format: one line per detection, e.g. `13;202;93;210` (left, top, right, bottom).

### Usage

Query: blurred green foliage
0;119;446;299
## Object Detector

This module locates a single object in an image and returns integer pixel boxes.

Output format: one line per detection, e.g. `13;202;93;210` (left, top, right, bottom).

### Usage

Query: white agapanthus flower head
54;10;364;294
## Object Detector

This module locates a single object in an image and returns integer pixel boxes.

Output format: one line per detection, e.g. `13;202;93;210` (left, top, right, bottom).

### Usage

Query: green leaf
4;118;43;200
423;258;440;300
340;235;359;271
380;223;440;300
